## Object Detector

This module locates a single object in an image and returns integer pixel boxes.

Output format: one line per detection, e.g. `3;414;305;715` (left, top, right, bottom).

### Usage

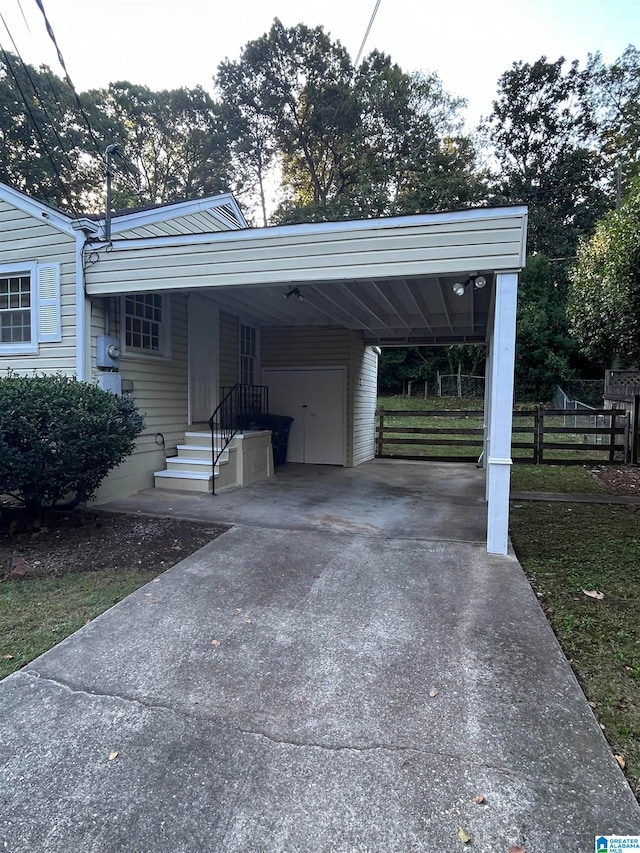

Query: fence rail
375;405;629;464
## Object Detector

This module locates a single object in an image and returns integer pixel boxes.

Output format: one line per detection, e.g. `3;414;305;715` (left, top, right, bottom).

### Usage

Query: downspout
75;229;87;381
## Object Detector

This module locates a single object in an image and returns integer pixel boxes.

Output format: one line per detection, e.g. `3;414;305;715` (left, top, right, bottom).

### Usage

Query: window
123;294;170;356
0;273;31;344
0;263;59;356
240;323;256;385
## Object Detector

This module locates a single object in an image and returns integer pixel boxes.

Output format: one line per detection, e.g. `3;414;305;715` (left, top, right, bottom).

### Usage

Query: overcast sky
2;0;638;126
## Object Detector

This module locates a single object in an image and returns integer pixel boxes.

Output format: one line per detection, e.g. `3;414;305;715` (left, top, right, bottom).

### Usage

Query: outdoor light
452;274;487;296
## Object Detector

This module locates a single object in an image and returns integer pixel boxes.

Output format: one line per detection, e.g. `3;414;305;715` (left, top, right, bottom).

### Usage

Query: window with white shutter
0;262;61;355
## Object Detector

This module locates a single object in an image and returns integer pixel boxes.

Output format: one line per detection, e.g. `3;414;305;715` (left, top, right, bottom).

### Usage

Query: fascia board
103;205;529;252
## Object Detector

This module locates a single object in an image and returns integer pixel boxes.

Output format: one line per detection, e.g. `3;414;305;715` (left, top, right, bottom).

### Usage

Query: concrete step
154;469;214;493
166;457;216;474
176;444;229;463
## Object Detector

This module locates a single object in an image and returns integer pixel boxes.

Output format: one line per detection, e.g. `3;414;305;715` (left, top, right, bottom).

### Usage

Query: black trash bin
252;414;294;467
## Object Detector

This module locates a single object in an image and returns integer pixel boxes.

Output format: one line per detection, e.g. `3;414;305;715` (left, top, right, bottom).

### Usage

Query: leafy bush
0;373;144;519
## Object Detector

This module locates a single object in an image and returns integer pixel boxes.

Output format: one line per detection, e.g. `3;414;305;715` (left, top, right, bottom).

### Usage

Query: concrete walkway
1;461;639;852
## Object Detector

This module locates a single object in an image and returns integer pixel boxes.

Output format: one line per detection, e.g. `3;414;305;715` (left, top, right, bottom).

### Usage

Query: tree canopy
568;179;640;367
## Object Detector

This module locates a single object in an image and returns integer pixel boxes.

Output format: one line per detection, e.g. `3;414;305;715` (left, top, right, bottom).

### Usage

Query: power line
33;0;104;161
354;0;382;68
0;40;78;214
0;12;76;179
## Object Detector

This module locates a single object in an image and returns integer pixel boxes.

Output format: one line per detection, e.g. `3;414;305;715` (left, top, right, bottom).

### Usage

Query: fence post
633;394;640;465
609;411;617;463
376;410;384;457
537;404;545;464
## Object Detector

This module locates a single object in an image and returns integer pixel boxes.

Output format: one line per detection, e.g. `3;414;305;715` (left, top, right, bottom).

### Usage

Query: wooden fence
375;405;629;464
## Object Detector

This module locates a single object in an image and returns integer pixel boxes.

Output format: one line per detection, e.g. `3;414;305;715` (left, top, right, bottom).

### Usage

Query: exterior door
188;294;219;424
263;367;345;465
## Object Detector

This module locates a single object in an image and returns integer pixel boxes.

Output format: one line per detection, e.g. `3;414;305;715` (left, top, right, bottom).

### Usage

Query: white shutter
37;264;61;343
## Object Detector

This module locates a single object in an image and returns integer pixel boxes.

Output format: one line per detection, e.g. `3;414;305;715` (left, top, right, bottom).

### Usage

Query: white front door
188;295;219;424
263;367;346;465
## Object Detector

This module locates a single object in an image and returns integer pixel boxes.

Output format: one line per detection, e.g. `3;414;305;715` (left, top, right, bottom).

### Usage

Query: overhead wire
0;11;76;179
0;34;79;215
354;0;382;68
33;0;105;162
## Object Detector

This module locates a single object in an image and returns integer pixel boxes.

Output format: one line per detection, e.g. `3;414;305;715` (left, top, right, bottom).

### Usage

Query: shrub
0;373;144;519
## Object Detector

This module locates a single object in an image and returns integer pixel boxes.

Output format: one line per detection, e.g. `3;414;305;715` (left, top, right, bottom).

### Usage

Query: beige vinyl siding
85;211;528;296
93;293;189;502
352;342;378;466
261;326;357;466
0;200;77;375
219;311;239;386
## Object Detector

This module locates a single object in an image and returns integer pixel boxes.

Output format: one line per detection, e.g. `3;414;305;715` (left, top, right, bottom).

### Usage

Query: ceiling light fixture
283;286;304;301
452;274;488;296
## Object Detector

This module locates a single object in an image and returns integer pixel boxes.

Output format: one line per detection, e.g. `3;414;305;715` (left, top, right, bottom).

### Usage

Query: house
0;181;527;554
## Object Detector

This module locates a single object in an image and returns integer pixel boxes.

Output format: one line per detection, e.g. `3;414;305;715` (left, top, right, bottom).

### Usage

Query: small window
0;274;31;343
122;294;170;357
240;324;256;385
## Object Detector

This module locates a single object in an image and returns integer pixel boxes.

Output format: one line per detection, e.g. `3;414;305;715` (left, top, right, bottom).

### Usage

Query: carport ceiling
198;273;494;346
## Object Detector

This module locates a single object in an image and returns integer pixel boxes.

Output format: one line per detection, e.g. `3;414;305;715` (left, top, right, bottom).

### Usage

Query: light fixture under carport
452;274;487;296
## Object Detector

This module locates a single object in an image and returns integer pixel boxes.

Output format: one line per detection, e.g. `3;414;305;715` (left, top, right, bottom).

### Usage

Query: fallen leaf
582;589;604;600
108;750;119;761
474;793;485;804
588;700;597;708
235;608;242;613
210;639;221;647
615;754;626;769
3;654;14;660
508;846;526;853
429;689;438;698
457;826;471;844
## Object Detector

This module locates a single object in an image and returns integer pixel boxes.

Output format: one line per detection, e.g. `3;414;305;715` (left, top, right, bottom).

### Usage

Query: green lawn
510;500;640;803
0;569;157;679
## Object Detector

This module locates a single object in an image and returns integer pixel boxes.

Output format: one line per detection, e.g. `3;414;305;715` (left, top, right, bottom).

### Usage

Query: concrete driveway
1;461;639;851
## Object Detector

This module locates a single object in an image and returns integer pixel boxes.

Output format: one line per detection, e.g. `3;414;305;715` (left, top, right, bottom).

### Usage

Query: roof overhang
84;205;528;346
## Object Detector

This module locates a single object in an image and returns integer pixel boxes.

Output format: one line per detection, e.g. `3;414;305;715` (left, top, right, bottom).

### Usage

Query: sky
1;0;639;128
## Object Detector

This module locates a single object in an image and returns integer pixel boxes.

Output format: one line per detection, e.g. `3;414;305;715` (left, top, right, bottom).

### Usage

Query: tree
515;254;577;400
0;52;103;210
568;180;640;367
92;82;234;207
585;45;640;194
482;56;609;259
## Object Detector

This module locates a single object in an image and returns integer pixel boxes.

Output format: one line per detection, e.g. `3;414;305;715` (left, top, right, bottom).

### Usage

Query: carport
84;205;528;555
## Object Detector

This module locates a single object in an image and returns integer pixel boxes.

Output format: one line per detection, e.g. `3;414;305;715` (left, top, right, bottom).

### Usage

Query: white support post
483;313;495;480
486;272;518;555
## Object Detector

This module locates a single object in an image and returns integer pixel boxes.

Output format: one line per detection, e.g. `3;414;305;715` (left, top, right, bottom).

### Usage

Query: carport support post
486;272;518;555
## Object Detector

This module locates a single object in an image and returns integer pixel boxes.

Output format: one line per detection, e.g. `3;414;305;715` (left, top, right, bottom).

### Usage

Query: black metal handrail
208;384;269;493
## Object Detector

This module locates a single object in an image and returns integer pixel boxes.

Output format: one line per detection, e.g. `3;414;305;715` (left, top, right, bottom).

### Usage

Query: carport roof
84;205;528;346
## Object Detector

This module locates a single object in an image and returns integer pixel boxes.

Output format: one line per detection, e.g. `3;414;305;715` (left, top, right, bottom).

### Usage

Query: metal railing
208;384;269;493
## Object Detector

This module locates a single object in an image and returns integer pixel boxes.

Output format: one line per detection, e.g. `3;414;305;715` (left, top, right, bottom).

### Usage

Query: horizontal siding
85;213;528;296
94;293;189;501
0;199;77;375
352;343;378;467
115;210;229;240
219;311;239;386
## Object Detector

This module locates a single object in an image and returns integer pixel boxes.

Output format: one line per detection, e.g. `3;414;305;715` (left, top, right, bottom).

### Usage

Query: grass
510;500;640;802
0;569;157;679
510;463;607;493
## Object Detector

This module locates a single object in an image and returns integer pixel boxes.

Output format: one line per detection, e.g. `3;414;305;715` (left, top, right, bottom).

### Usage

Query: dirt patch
1;509;227;580
592;465;640;496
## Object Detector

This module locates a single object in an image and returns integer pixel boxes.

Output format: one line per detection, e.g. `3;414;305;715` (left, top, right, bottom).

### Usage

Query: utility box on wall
95;373;122;395
97;335;121;368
